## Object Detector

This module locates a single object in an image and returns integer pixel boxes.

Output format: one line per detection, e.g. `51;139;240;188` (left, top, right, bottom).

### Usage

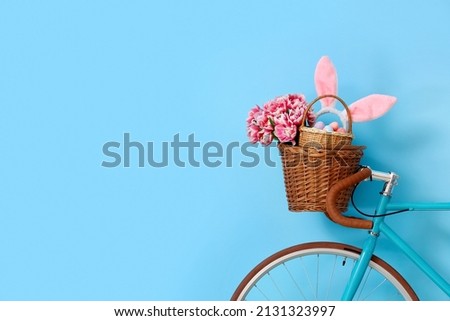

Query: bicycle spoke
326;255;339;300
361;278;389;300
267;271;285;300
316;254;320;299
299;257;317;300
282;262;307;300
253;284;269;300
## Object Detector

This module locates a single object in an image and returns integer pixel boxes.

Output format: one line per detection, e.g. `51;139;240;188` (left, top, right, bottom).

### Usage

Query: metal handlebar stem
365;167;399;197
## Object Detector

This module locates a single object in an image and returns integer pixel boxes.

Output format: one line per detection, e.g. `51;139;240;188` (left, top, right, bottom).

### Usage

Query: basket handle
301;94;353;133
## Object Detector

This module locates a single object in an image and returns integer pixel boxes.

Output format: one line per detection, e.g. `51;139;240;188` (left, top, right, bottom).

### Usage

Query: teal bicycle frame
341;169;450;300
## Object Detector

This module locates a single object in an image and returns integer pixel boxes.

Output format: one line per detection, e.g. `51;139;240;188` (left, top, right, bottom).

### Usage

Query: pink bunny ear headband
314;56;397;129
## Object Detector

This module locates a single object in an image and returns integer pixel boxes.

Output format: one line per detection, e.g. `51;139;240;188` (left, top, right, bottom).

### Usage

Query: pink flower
247;124;261;143
286;94;312;125
246;106;262;125
264;97;287;118
274;114;297;144
246;105;275;144
260;130;274;146
247;106;270;129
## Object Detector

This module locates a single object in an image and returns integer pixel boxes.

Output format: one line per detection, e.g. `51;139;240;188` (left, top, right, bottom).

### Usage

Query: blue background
1;0;449;300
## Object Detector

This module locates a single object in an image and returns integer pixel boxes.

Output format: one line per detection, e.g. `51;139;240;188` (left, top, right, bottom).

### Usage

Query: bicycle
231;167;450;301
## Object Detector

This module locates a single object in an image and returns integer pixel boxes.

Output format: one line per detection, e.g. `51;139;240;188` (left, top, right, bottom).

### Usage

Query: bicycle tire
231;242;418;301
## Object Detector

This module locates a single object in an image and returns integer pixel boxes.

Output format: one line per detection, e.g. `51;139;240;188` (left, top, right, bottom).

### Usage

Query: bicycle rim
231;242;418;301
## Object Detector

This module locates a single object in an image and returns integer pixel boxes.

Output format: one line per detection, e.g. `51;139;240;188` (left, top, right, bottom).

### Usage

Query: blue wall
0;0;449;300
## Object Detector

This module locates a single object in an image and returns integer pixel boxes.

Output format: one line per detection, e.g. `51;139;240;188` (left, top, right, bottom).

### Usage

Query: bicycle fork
341;229;380;300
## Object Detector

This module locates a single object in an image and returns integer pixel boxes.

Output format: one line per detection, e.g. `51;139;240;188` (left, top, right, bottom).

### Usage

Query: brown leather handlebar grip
325;167;373;229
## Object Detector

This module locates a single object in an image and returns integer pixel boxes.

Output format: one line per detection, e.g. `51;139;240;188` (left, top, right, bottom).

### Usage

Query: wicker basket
279;143;365;212
299;95;353;149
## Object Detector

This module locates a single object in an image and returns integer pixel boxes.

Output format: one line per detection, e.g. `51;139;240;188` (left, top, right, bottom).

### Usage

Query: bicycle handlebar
325;167;373;229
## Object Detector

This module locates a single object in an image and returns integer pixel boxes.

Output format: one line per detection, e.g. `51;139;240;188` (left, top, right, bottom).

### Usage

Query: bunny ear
314;56;338;107
349;94;397;122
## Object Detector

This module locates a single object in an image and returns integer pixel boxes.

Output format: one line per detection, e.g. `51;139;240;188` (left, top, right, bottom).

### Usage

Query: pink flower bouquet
246;94;316;145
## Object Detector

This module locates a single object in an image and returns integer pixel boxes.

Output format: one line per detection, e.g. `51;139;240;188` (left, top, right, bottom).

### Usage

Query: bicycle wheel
231;242;418;301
